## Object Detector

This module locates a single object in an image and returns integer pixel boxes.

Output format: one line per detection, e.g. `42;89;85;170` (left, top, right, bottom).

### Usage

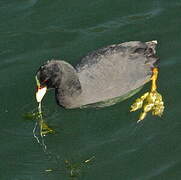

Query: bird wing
75;41;158;106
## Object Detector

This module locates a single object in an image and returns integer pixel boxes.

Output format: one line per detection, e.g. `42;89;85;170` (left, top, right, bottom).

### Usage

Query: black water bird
36;41;159;110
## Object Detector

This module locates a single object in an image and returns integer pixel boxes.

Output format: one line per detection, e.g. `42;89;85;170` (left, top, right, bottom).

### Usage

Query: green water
1;0;181;179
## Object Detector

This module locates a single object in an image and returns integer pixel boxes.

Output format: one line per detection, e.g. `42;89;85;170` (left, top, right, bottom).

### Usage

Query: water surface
1;0;181;179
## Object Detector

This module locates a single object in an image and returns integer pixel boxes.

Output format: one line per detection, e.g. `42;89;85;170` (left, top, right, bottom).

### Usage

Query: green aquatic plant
34;103;54;139
37;102;54;136
24;107;54;135
23;111;40;120
44;156;95;180
64;156;95;178
31;102;55;152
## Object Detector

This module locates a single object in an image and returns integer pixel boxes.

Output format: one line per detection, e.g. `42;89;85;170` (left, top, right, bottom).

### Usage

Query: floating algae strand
33;102;47;151
44;156;95;178
33;101;55;151
37;102;54;136
64;156;95;178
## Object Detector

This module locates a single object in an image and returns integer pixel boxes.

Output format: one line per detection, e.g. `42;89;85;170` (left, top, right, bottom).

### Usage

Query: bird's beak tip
36;86;47;103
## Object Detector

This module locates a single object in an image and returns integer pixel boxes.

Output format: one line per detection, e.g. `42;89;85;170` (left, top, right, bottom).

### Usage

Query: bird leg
130;68;164;122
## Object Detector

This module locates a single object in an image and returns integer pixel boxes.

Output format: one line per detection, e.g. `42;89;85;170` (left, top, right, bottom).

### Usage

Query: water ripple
0;0;38;13
87;7;163;34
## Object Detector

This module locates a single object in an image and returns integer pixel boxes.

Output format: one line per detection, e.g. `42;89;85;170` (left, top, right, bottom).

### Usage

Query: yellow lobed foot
130;68;164;122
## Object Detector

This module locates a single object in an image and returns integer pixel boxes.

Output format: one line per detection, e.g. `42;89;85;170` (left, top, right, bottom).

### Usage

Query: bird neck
55;61;82;107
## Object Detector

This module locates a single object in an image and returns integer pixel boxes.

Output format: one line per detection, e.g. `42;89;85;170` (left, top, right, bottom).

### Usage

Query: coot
36;40;164;121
